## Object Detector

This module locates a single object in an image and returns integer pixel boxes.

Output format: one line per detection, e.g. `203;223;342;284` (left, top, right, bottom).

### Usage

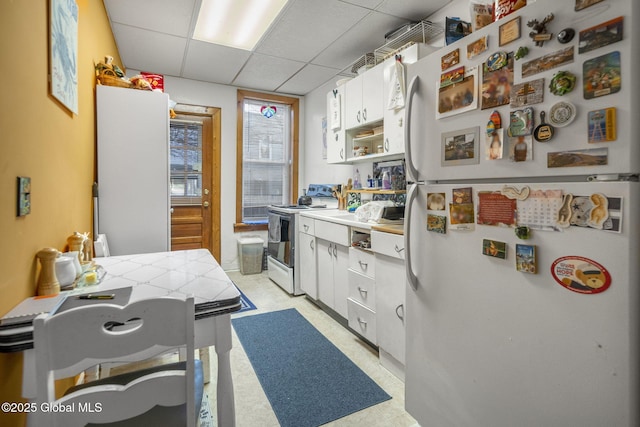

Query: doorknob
203;201;209;207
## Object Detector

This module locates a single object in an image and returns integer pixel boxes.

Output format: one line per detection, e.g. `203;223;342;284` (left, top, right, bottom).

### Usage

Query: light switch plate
17;176;31;216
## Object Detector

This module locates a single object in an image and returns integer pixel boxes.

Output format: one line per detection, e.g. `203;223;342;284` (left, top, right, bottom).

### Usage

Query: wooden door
169;107;221;261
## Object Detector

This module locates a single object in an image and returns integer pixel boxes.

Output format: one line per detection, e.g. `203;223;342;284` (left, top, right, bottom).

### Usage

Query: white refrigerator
403;0;639;426
96;85;170;256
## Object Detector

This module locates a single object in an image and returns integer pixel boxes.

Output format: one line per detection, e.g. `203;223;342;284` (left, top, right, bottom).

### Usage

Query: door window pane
170;120;203;204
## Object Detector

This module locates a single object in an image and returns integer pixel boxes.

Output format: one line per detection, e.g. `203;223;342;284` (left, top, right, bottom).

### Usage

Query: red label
550;256;611;294
494;0;526;21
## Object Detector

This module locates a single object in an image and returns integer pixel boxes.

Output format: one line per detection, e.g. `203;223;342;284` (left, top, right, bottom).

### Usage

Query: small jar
377;145;384;154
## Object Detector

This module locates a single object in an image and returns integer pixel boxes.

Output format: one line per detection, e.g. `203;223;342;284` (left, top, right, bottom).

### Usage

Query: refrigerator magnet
483;239;507;259
427;214;447;234
583;51;621;99
508;107;534;136
515;244;536;273
551;256;611;294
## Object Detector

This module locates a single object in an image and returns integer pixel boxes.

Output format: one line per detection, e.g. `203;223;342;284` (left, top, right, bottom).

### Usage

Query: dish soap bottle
382;170;391;190
354;169;361;189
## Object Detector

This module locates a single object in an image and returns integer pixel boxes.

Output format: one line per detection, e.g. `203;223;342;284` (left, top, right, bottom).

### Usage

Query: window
235;90;299;231
170;119;203;205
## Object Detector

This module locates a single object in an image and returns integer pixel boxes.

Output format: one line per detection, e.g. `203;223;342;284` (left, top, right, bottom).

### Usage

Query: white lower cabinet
347;298;377;344
375;254;405;365
316;237;349;318
298;231;317;299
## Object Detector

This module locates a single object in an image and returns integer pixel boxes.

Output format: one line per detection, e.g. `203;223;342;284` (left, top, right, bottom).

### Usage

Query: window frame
234;90;299;232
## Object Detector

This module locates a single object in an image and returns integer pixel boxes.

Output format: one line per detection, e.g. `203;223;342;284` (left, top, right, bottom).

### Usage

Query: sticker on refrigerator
551;256;611;294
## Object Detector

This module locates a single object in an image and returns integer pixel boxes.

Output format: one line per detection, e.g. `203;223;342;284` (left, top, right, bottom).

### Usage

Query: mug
55;256;76;286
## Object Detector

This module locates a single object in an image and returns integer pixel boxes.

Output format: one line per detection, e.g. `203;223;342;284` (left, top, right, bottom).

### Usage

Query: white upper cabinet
326;85;347;163
382;43;434;155
345;63;384;130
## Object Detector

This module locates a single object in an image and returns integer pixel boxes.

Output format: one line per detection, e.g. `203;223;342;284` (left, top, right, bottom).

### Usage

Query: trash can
237;236;264;275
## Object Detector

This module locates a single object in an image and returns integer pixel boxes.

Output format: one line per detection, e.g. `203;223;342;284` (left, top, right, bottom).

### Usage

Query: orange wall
0;1;120;424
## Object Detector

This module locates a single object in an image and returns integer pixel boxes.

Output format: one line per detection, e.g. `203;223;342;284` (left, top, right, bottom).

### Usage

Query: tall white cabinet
96;85;170;256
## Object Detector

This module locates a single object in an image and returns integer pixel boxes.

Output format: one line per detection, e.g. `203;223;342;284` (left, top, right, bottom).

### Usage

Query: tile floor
204;270;417;427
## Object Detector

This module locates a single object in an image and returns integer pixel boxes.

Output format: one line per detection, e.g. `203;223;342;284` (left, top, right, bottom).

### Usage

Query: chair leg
199;347;211;384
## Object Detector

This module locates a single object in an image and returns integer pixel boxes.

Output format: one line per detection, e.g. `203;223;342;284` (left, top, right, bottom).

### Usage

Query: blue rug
234;285;257;314
232;308;391;427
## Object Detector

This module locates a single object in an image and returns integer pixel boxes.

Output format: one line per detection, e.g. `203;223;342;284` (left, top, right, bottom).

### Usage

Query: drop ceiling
103;0;452;95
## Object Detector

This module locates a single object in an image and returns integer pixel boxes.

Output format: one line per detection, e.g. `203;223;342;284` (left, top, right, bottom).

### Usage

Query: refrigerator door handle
405;183;419;291
404;75;420;183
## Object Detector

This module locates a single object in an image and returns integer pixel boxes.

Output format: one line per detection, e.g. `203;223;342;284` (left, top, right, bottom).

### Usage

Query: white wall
301;78;353;190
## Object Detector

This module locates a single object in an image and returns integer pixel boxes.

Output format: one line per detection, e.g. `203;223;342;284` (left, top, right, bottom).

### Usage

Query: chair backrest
34;296;196;427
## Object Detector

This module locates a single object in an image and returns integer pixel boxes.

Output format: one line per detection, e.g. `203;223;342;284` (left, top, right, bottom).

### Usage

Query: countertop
300;210;403;233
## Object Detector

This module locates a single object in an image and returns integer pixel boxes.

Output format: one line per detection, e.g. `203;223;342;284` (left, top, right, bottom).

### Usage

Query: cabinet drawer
348;298;377;344
371;230;405;260
348;270;376;310
349;247;375;278
314;220;349;246
299;215;315;235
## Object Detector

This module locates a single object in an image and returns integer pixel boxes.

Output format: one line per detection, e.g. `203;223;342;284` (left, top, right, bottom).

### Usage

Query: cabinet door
326;88;346;163
333;243;350;319
316;239;335;309
375;254;405;364
382;44;422;155
298;232;317;299
361;63;384;125
344;74;363;130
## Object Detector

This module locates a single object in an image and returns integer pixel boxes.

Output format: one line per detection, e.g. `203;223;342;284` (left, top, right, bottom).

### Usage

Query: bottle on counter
382;170;391;190
354;169;361;189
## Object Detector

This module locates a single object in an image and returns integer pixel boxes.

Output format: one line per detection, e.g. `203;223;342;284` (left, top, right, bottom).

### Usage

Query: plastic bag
387;56;406;110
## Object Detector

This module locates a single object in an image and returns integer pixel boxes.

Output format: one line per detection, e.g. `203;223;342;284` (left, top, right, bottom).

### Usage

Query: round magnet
486;52;508;71
549;101;577;127
515;226;530;239
549;71;577;96
557;28;575;44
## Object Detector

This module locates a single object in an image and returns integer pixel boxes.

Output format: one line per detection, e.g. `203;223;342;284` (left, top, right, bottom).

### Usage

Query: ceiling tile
312;11;408;70
104;0;196;37
276;64;341;95
255;0;370;63
376;0;453;20
182;40;251;85
112;24;187;76
232;54;305;92
340;0;385;9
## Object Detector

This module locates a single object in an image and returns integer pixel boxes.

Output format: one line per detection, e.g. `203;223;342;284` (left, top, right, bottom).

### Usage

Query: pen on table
75;294;115;300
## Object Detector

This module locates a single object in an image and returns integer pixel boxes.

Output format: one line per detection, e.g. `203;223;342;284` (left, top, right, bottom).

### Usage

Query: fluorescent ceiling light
194;0;288;51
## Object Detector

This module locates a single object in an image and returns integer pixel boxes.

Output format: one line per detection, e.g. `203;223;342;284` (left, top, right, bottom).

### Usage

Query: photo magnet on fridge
583;51;621;99
427;214;447;234
515;244;536;273
483;239;507;259
588;108;616;143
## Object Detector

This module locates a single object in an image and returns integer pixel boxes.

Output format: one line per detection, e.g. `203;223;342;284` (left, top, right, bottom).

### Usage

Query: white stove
267;200;336;295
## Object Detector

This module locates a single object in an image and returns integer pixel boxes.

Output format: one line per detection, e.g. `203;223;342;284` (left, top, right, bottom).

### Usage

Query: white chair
33;296;202;427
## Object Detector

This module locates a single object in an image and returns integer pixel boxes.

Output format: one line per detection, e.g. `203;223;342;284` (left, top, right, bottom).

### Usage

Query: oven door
267;210;294;268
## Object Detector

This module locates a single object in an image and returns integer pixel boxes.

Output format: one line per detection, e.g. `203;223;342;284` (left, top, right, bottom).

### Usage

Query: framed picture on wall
50;0;79;114
436;67;478;119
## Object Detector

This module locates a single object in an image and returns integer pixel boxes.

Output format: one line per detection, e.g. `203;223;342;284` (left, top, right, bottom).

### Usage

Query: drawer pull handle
395;304;404;321
303;224;309;231
358;261;368;270
358;286;368;297
357;317;367;328
394;245;405;253
310;240;314;250
328;244;333;256
333;245;337;257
